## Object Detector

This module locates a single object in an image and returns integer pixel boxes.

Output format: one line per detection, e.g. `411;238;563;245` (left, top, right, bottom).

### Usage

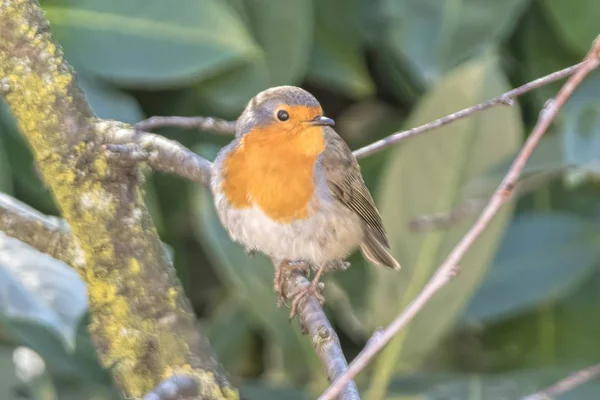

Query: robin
211;86;400;317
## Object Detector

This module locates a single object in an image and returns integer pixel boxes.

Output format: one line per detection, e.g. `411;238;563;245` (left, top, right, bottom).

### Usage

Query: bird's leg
274;259;309;307
289;263;326;319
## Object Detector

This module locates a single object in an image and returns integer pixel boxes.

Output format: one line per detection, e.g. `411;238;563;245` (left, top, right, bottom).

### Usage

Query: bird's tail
360;232;400;270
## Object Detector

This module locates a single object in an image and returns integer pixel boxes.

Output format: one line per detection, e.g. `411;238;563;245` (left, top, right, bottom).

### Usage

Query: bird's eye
276;110;290;122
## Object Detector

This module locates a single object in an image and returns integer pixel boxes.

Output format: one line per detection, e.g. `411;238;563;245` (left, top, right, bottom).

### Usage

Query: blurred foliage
1;0;600;399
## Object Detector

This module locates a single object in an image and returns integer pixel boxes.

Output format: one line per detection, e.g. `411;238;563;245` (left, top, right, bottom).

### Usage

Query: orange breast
221;124;326;223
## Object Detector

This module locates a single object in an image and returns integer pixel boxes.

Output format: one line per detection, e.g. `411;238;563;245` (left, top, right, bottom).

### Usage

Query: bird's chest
220;140;323;223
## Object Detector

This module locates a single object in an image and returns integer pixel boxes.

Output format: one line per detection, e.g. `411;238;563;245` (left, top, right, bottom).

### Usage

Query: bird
211;86;400;317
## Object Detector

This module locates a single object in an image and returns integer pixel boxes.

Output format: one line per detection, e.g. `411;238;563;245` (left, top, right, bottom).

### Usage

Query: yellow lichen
128;258;141;274
167;287;178;309
0;2;239;398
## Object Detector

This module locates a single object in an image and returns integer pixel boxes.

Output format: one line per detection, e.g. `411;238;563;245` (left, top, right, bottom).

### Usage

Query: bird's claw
288;281;325;319
274;260;309;308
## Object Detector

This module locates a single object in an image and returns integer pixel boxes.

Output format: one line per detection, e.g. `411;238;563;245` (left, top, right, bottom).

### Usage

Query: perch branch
135;115;236;135
284;269;360;400
0;0;234;398
0;193;83;268
104;131;361;399
319;35;600;400
522;364;600;400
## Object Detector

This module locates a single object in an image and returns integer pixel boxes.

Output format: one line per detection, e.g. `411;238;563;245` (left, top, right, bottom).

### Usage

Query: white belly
211;185;363;266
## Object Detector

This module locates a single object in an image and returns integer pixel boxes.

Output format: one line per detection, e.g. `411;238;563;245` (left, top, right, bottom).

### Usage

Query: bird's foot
274;259;309;307
326;259;351;271
288;276;325;319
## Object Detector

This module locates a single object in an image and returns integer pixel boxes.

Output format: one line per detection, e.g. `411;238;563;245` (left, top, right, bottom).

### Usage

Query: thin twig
142;375;200;400
284;269;360;400
135;116;236;135
0;193;84;269
131;61;585;160
351;61;587;159
522;364;600;400
319;35;600;400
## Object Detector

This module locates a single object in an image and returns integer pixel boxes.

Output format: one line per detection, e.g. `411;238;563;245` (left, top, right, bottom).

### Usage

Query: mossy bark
0;1;236;398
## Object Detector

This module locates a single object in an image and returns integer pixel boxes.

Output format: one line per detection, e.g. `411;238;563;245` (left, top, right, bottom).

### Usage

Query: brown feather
320;127;398;269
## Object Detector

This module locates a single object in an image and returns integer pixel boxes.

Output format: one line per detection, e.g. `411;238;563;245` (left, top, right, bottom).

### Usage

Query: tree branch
0;193;84;268
318;35;600;400
142;375;200;400
522;364;600;400
103;123;213;185
135;115;236;135
102;130;361;399
0;1;234;398
284;269;360;400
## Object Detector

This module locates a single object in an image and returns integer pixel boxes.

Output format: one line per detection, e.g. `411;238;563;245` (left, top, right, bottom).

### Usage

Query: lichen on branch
0;0;236;398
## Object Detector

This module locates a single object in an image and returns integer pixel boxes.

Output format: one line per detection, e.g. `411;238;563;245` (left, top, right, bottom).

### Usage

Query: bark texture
0;1;235;398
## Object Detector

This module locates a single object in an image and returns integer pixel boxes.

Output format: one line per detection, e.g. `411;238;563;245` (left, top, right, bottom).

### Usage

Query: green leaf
521;8;581;109
44;0;260;88
240;0;313;86
189;149;321;383
0;104;56;214
241;382;309;400
463;213;599;323
0;229;87;350
541;0;600;55
206;302;254;377
462;133;566;200
0;120;14;195
307;0;375;98
367;55;522;398
388;370;600;399
559;71;600;184
0;345;22;400
377;0;529;85
77;75;144;124
193;56;269;115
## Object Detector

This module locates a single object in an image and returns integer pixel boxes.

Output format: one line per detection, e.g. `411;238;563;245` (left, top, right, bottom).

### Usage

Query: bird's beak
306;115;335;127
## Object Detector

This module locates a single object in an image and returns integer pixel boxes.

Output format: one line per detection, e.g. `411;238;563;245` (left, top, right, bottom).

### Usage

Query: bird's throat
221;126;325;223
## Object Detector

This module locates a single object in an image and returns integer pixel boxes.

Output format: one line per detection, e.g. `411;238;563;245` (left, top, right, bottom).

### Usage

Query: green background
1;0;600;398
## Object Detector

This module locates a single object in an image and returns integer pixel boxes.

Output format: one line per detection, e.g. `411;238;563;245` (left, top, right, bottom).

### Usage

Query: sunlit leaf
367;54;522;397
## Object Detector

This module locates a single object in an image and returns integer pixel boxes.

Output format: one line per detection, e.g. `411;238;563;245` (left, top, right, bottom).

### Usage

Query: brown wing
320;127;389;248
